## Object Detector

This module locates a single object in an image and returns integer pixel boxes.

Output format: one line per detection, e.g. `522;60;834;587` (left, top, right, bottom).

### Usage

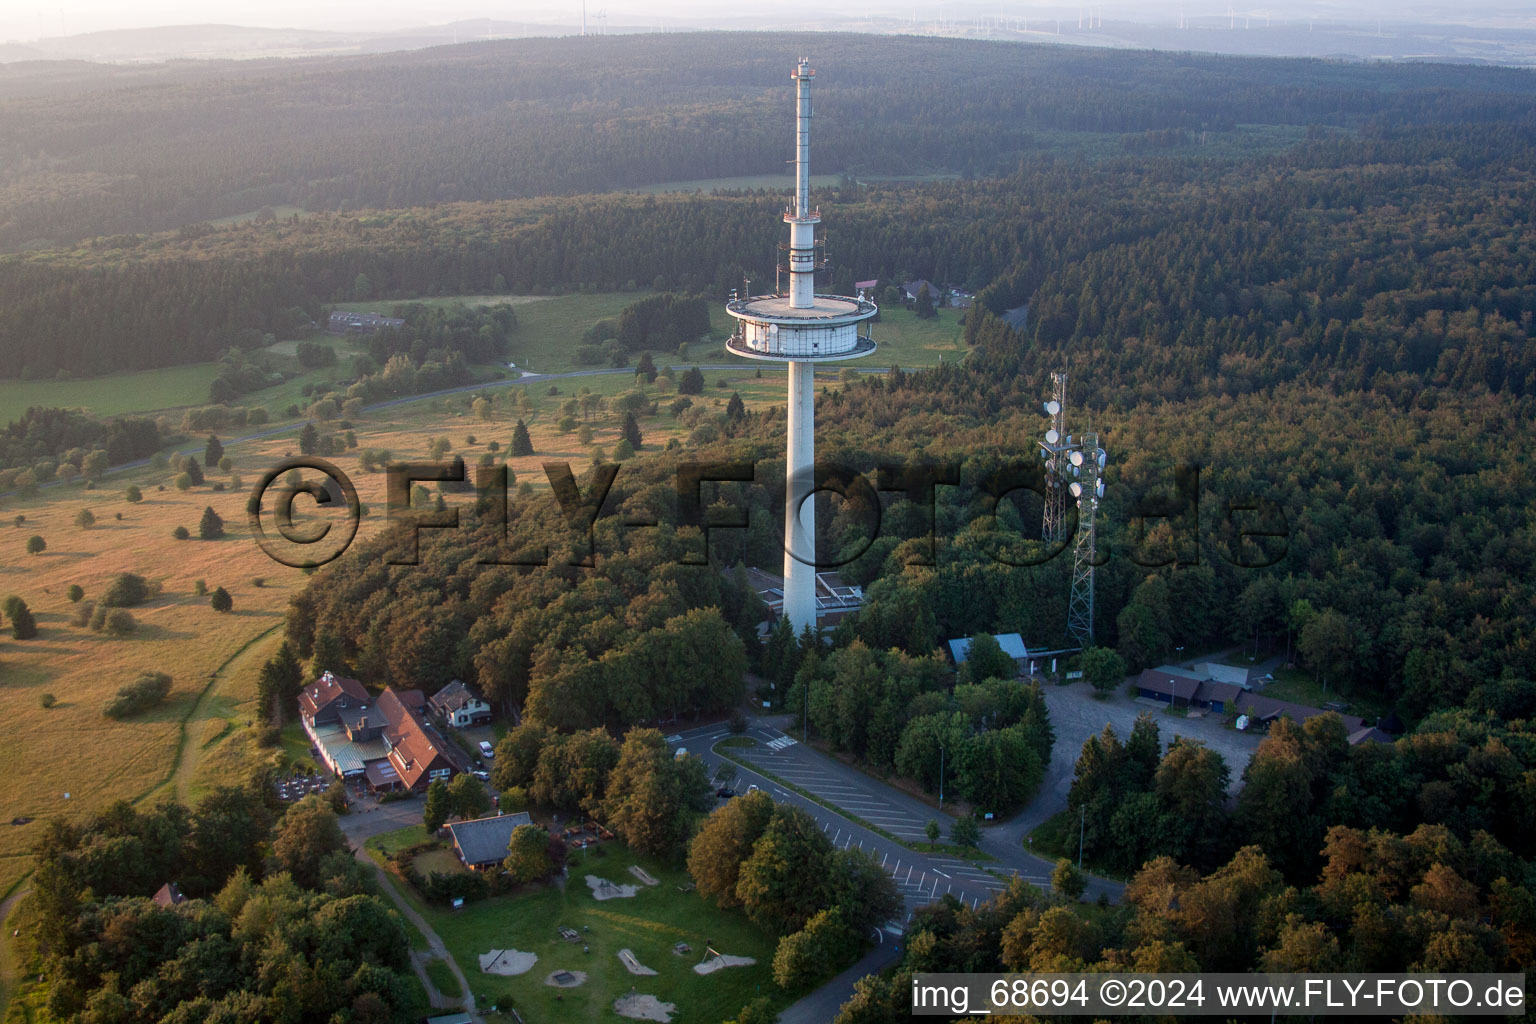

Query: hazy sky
4;0;1529;43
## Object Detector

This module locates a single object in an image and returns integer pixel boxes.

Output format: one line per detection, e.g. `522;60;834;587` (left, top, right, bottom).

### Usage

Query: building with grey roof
445;811;535;870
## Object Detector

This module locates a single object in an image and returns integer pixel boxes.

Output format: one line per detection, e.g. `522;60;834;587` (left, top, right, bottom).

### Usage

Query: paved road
779;941;903;1024
340;798;482;1023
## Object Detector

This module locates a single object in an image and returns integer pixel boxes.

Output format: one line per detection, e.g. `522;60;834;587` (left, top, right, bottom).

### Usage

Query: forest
833;706;1535;1021
15;789;418;1023
4;33;1536;375
6;32;1535;251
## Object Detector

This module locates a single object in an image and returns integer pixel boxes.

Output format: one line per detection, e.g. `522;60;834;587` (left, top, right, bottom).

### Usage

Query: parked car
472;769;490;782
715;787;736;798
479;740;495;759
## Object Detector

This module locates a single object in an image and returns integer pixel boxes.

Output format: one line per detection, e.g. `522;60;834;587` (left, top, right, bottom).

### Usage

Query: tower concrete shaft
784;360;816;631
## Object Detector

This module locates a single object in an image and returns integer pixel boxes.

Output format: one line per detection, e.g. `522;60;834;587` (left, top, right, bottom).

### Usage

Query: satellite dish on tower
1045;400;1060;415
1070;451;1084;467
1045;429;1060;444
1096;479;1105;498
1097;451;1107;469
1070;482;1083;497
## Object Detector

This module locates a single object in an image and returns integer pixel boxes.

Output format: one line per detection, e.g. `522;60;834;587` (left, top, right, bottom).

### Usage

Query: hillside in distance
3;31;1536;250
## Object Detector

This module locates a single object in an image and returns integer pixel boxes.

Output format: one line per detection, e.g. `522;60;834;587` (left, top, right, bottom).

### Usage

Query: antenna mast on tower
1064;433;1107;647
1038;371;1070;543
1039;372;1107;646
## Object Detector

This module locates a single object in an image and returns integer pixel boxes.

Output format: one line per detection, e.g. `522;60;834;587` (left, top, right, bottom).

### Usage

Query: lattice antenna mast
1038;371;1070;543
1065;432;1107;647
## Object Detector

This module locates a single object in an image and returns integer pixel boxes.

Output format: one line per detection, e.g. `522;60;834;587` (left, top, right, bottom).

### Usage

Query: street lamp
938;742;945;808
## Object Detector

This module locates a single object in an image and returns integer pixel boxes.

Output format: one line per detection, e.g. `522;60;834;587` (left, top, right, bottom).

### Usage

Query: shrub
39;693;56;709
25;535;45;555
193;579;208;596
70;600;95;627
101;573;151;607
210;587;233;613
173;525;190;540
173;472;193;491
103;609;137;636
102;672;171;718
66;584;84;603
75;508;95;529
124;485;143;503
251;577;265;588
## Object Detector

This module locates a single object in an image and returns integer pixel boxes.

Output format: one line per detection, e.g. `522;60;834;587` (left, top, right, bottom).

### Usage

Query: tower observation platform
724;293;877;361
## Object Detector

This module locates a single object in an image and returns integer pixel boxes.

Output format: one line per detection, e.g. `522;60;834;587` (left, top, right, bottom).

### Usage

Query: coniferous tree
10;599;36;640
679;367;705;395
257;641;303;720
423;778;450;833
199;505;225;539
183;455;204;485
914;283;936;320
298;422;319;456
510;419;534;456
210;586;233;612
621;411;643;450
204;434;224;467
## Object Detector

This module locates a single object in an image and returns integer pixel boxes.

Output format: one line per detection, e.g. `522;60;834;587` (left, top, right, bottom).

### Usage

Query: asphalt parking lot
723;729;1047;898
1031;681;1263;823
735;734;938;842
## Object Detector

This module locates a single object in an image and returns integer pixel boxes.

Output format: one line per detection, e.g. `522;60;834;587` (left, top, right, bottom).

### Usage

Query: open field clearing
0;291;956;428
367;831;787;1024
0;365;223;424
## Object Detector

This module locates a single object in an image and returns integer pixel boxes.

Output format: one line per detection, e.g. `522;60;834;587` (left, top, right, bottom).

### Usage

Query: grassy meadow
366;830;790;1024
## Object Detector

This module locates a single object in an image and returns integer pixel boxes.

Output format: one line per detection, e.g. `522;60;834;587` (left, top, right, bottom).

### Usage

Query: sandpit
617;947;659;976
693;953;757;975
586;874;638;900
614;993;676;1022
478;949;537;976
629;865;659;886
544;969;587;988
